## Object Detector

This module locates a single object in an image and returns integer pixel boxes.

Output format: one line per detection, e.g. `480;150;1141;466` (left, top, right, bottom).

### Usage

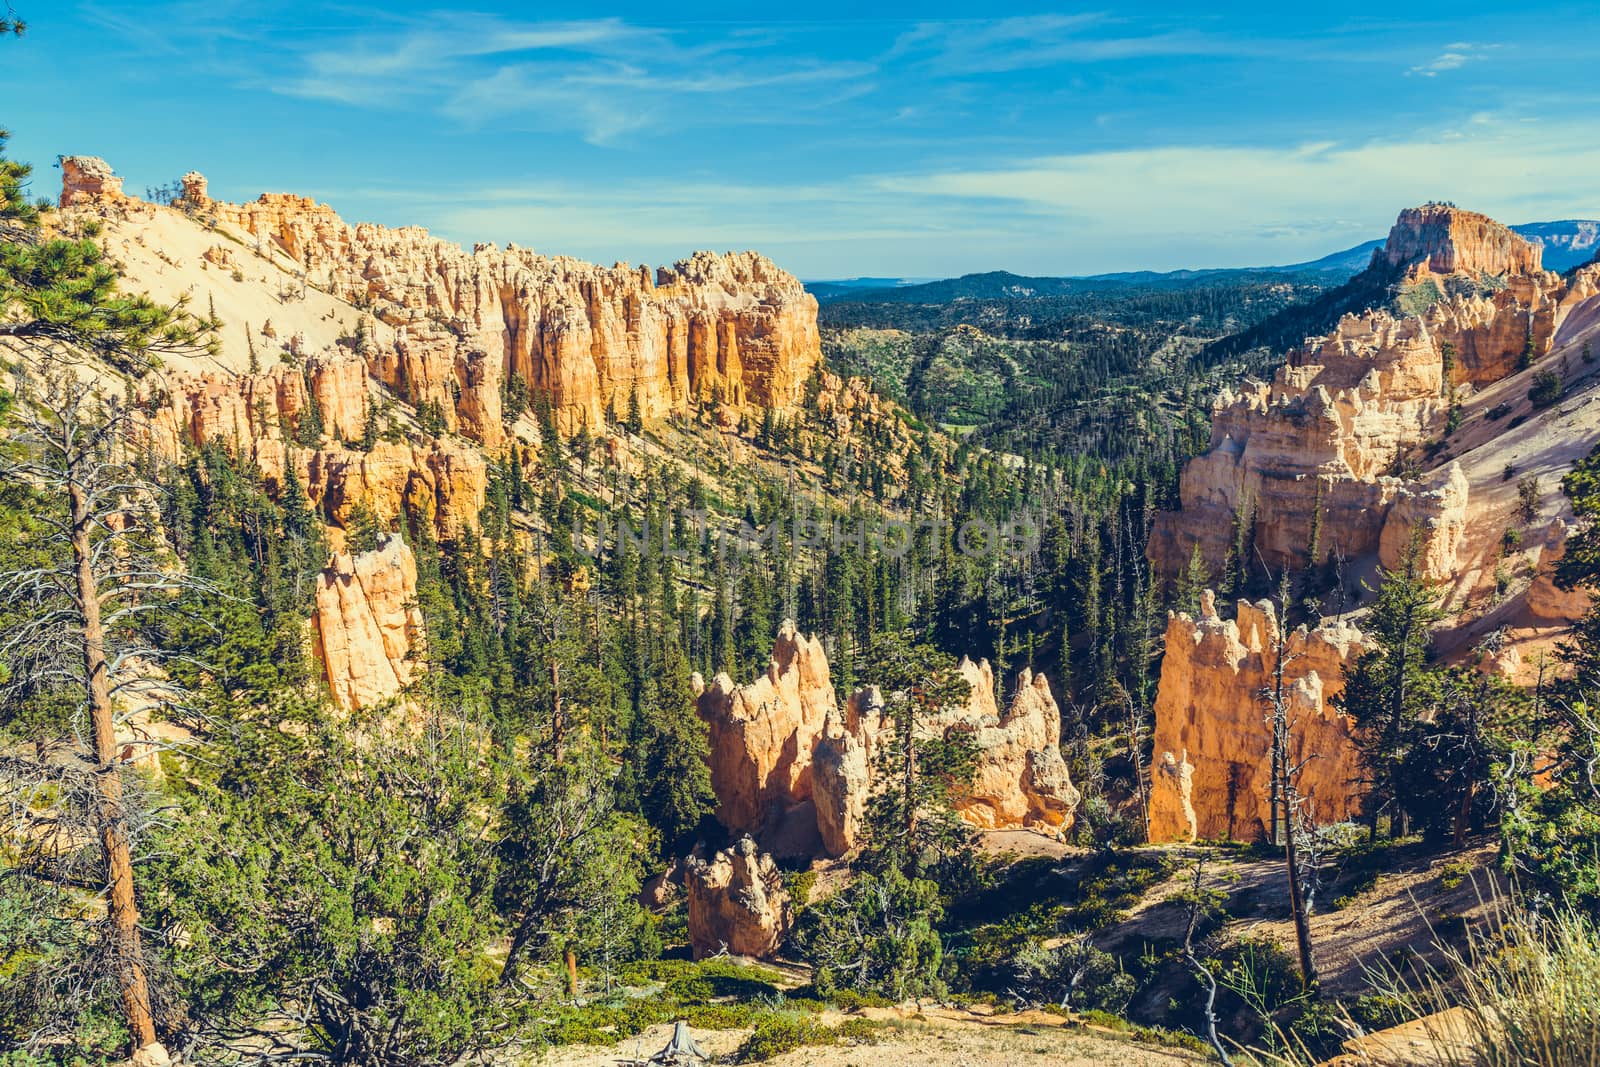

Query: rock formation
59;156;124;206
71;158;820;539
704;624;1080;857
1377;461;1470;579
1150;206;1587;584
937;659;1081;833
198;188;820;438
811;711;874;857
1149;592;1369;843
180;171;209;208
684;837;791;960
311;533;425;712
697;622;837;835
1382;204;1543;278
138;357;488;543
1526;519;1593;624
57;160;839;761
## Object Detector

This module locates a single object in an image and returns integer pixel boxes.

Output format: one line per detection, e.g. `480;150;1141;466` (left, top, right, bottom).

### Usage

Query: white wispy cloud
271;12;875;144
1408;41;1494;76
341;112;1599;277
885;13;1266;75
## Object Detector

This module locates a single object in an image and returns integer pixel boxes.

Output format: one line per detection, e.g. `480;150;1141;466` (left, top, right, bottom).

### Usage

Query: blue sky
5;1;1598;278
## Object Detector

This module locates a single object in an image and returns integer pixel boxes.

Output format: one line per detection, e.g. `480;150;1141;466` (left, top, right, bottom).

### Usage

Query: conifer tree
626;384;643;435
0;132;212;1055
1174;542;1210;617
1337;534;1445;839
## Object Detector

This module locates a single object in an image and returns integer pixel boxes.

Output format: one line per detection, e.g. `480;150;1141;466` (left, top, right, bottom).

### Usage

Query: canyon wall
203;191;820;438
1150;206;1586;584
61;158;826;712
1149;592;1369;843
1146;205;1600;841
68;158;821;538
699;623;1079;858
138;352;489;543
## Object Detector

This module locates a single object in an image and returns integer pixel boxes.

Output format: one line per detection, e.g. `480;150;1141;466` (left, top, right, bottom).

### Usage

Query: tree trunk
903;705;917;841
71;483;158;1052
1283;810;1318;991
551;659;564;761
564;946;579;997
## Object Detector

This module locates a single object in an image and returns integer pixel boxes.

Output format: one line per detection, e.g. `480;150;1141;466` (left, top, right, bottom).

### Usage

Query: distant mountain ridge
808;219;1599;304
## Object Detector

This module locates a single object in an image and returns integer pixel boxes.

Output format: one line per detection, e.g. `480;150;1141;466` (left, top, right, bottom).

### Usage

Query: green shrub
1007;937;1136;1013
1529;370;1564;409
1076;1010;1210;1054
736;1013;829;1062
1437;859;1475;891
832;1017;885;1044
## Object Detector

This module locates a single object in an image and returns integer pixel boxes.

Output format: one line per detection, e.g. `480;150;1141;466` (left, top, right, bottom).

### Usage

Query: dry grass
1260;893;1600;1067
1368;902;1600;1067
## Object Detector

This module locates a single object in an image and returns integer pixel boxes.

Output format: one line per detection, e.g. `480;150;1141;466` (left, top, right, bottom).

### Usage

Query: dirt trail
527;1008;1207;1067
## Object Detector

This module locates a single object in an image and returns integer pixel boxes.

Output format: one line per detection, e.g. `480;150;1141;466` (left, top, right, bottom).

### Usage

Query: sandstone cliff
1149;592;1369;843
1150;206;1594;587
200;191;820;439
138;357;489;544
1382;204;1543;278
67;157;821;533
311;533;425;712
60;158;826;712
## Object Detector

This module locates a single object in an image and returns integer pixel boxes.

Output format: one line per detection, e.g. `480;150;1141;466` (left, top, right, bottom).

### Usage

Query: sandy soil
1107;841;1500;1000
523;1009;1208;1067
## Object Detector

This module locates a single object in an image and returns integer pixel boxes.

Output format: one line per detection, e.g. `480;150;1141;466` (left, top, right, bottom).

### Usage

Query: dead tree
1259;575;1319;990
0;354;211;1052
1179;859;1233;1067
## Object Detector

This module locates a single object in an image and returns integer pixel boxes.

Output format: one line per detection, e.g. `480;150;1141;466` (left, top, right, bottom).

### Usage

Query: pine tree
858;631;976;881
625;385;643;436
0;130;212;1055
1174;542;1210;617
295;371;324;446
1337;534;1446;839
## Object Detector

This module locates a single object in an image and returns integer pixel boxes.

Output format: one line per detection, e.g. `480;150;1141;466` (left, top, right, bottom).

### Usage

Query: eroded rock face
697;622;838;836
684;837;791;960
59;156;124;206
202;191;820;438
938;659;1081;832
1526;518;1594;623
311;533;425;712
1149;206;1578;584
710;626;1080;857
1382;204;1543;277
1149;592;1369;843
1378;461;1470;579
139;358;487;543
812;715;872;858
